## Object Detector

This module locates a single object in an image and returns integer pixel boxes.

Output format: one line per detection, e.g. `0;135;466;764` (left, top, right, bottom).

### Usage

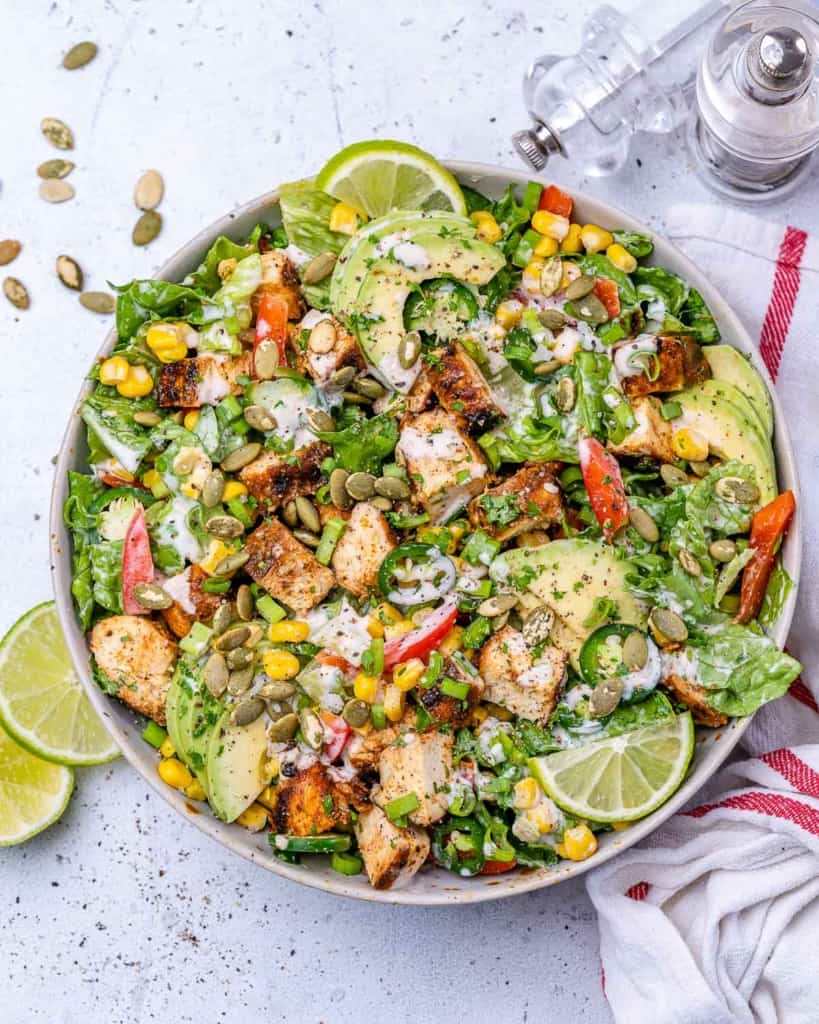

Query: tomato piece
319;711;351;761
736;490;796;624
99;471;148;490
578;437;629;542
254;292;289;364
121;506;155;615
383;598;458;670
538;184;573;219
316;649;356;678
594;278;621;319
480;858;517;875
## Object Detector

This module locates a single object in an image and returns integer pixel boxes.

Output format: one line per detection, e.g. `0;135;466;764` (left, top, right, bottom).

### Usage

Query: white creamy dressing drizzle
299;309;332;331
196;355;233;405
160;567;195;613
564;684;593;710
281;243;311;268
153;496;203;564
476;717;511;766
374;232;431;271
613;334;657;382
660;646;699;682
397;426;465;460
620;638;662;700
306;598;372;664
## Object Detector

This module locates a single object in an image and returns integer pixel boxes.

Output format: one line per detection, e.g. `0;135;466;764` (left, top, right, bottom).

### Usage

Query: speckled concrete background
4;1;819;1021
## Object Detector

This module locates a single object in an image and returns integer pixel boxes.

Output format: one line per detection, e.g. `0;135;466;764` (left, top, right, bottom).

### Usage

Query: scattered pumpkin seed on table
3;277;30;310
132;210;162;246
41;117;74;150
0;240;21;266
56;255;83;291
62;41;98;69
134;170;164;211
37;159;75;179
79;291;115;314
39;179;75;203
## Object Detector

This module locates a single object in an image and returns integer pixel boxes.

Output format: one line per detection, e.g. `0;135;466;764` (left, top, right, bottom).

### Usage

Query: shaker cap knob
747;27;813;95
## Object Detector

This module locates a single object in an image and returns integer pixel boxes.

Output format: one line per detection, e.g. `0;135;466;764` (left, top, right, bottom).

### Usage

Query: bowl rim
49;159;802;905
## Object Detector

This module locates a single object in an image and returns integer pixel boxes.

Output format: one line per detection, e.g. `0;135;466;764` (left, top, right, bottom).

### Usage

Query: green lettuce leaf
315;414;398;474
90;539;124;614
64;472;106;629
80;390;154;475
115;279;221;342
612;230;654;259
184;235;256;293
759;562;793;630
279;179;348;259
577;254;638;308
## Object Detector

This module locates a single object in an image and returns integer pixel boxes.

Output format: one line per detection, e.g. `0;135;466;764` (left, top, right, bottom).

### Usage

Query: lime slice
0;603;119;766
315;140;467;218
529;713;695;823
0;724;73;845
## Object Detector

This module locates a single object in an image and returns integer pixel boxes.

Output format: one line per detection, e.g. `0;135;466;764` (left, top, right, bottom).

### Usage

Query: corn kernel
606;242;637;273
184;779;207;801
354;672;379;704
159;736;176;759
183;410;200;431
198;539;232;576
438;626;463;658
107;459;135;483
142;469;162;491
158;757;192;791
145;323;188;363
268;620;310;643
117;364;154;398
392;658;425;692
495;300;524;330
469;210;502;243
222;481;248;500
522;259;545;293
367;615;385;639
384;684;406;723
524;804;559;834
99;355;130;385
514;777;540;810
534;234;559;258
672;428;709;462
560;223;583;254
559;824;598;861
580;224;614;254
181;481;200;500
257;784;277;810
384;618;415;641
264;756;280;782
470;705;490;725
374;602;402;626
532;209;570;241
236;802;269;832
261;650;301;680
329;201;361;235
217;257;238;281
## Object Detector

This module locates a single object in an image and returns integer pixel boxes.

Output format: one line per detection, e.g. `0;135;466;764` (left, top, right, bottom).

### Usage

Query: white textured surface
4;2;819;1022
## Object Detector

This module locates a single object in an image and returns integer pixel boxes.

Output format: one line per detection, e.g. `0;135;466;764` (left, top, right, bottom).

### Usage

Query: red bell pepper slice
316;649;357;679
99;470;148;491
121;506;155;615
594;278;621;320
254;292;289;366
538;184;573;219
319;711;351;761
736;490;796;625
480;858;518;875
383;598;458;670
578;437;629;542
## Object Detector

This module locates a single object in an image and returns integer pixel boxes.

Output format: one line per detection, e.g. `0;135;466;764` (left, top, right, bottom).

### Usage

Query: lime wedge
0;724;73;845
529;713;695;823
0;603;119;766
315;140;467;218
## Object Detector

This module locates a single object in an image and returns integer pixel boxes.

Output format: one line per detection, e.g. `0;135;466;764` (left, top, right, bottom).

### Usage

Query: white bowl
49;161;801;904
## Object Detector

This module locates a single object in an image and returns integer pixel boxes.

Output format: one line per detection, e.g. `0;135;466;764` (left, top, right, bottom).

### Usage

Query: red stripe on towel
626;881;650;901
684;791;819;835
761;749;819;798
788;679;819;714
758;226;807;381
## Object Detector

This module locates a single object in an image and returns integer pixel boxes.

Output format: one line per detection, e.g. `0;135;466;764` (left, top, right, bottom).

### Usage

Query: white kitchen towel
586;204;819;1024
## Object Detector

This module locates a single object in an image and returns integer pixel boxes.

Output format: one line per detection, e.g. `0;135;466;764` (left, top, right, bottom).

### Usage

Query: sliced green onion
271;833;351;854
661;400;682;421
201;577;232;595
385;791;420;822
179;621;213;656
382;463;407;479
331;851;363;876
217;395;243;421
256;595;286;623
142;721;167;749
225;497;254;528
420;651;444;689
315;517;347;566
461;530;500;568
231;418;252;436
370;703;386;729
451;650;478;678
369;637;384;676
440;677;470;700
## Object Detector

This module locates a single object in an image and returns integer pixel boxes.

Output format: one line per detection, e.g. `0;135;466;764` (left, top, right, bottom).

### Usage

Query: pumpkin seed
330;365;356;388
573;293;608;324
522;607;554;646
3;277;29;310
62;41;98;69
622;631;649;671
226;646;253;671
709;538;737;563
534;359;562;376
134;169;164;211
212;603;235;637
371;495;393;512
329;468;352;509
132;210;162;246
589;677;623;718
202;469;225;508
491;610;511;632
660;464;689;488
204;653;229;697
213;624;251;652
346;472;376;501
39;179;74;203
207;514;245;539
172;449;198;476
227;666;255;696
293;529;320;548
0;240;21;266
305;407;334;433
398;330;422;369
295;495;321;534
79;291;115;314
352;376;386;400
133;410;161;427
282;500;299;527
231;697;265;727
254;339;279;379
37;159;74;179
714;477;760;504
375;475;410;500
678;549;702;577
258;680;296;701
243;623;264;647
342;698;371;728
302;252;337;285
538;308;568;331
564;274;596;301
628;507;659;543
540;257;563;297
308;319;337;354
648;607;688;645
299;708;325;750
342;390;372;406
269;712;299;742
213;550;250;577
555;376;577;413
41;117;74;150
477;592;519;617
236;584;254;621
132;583;173;610
689;460;712;478
220;443;261;472
55;254;83;291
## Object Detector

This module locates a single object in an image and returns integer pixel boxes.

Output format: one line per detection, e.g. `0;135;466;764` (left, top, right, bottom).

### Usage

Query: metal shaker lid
746;26;814;101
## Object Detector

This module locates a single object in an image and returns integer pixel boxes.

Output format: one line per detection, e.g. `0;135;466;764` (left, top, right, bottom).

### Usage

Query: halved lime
529;713;695;823
0;603;119;766
0;724;73;845
315;140;467;218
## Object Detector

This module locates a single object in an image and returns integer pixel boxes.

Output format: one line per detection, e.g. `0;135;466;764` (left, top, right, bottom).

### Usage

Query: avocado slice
490;539;647;668
703;345;773;438
166;662;222;797
206;708;270;823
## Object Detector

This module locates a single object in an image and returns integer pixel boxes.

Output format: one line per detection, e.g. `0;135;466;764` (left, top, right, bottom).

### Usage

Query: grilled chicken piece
608;396;677;464
347;714;416;774
622;336;711;399
377;729;453;827
90;616;177;725
468;462;563;543
160;565;227;638
268;761;367;835
425;341;504;434
478;625;568;725
662;674;728;728
239;442;331;514
294;315;365;385
405;369;435;415
250;250;303;321
418;657;483;728
396;408;489;524
354;803;430;890
157;352;252;409
244;518;335;615
330;502;396;598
